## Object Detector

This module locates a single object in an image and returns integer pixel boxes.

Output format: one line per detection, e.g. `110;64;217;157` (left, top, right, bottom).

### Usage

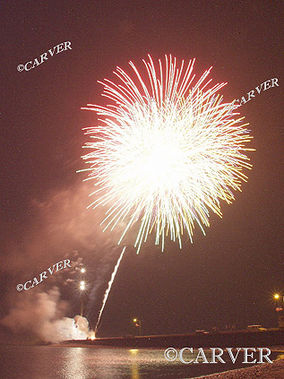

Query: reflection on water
63;348;88;379
0;345;282;379
129;349;139;379
60;346;171;378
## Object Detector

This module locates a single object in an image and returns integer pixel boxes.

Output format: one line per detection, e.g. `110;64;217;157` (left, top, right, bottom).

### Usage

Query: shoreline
50;343;284;352
197;358;284;379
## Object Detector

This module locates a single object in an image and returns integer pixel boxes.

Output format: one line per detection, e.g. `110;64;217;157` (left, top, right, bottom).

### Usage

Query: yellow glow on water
129;349;140;378
129;349;139;354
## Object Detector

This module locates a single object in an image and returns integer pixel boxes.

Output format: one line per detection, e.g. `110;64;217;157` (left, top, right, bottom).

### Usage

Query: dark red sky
0;1;283;336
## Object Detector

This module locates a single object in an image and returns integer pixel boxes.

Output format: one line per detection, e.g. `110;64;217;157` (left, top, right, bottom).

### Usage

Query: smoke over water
0;287;89;343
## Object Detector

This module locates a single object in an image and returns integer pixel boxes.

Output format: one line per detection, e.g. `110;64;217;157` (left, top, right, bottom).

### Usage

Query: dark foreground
202;357;284;378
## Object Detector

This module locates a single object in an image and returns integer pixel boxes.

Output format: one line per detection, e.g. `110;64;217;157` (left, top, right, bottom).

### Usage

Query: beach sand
199;358;284;378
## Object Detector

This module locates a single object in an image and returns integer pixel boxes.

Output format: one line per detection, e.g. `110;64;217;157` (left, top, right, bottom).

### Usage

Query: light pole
79;267;87;316
273;293;284;328
273;293;283;311
80;280;86;316
132;317;142;336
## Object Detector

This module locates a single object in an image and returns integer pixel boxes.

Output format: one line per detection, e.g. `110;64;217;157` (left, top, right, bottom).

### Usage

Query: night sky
1;1;283;338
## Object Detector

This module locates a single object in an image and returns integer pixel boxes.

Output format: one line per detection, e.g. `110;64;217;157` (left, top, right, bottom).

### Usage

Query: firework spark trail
80;54;254;253
94;246;126;336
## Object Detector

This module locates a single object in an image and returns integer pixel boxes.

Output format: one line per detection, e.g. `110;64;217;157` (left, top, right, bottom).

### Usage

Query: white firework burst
80;55;254;253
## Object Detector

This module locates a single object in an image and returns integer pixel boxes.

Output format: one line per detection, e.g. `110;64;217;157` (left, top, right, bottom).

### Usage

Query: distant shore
61;329;284;348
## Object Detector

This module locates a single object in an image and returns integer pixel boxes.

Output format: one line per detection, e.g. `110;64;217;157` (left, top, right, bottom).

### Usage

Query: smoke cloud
1;182;128;340
0;287;89;343
2;182;119;275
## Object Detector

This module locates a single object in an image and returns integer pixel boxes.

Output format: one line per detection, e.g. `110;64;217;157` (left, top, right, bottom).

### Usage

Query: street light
80;267;86;274
272;292;284;329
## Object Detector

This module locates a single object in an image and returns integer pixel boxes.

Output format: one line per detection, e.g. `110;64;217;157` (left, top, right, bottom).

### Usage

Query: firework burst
80;55;254;253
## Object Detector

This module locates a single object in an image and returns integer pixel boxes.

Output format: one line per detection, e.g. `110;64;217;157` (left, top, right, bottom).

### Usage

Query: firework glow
80;55;254;253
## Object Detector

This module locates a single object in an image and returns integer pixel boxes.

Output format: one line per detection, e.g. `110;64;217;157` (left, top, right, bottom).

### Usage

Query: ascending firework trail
79;54;254;254
94;247;126;336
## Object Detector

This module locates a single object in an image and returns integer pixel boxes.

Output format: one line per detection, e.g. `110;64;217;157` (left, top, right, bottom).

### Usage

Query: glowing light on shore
89;331;96;340
80;54;254;253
